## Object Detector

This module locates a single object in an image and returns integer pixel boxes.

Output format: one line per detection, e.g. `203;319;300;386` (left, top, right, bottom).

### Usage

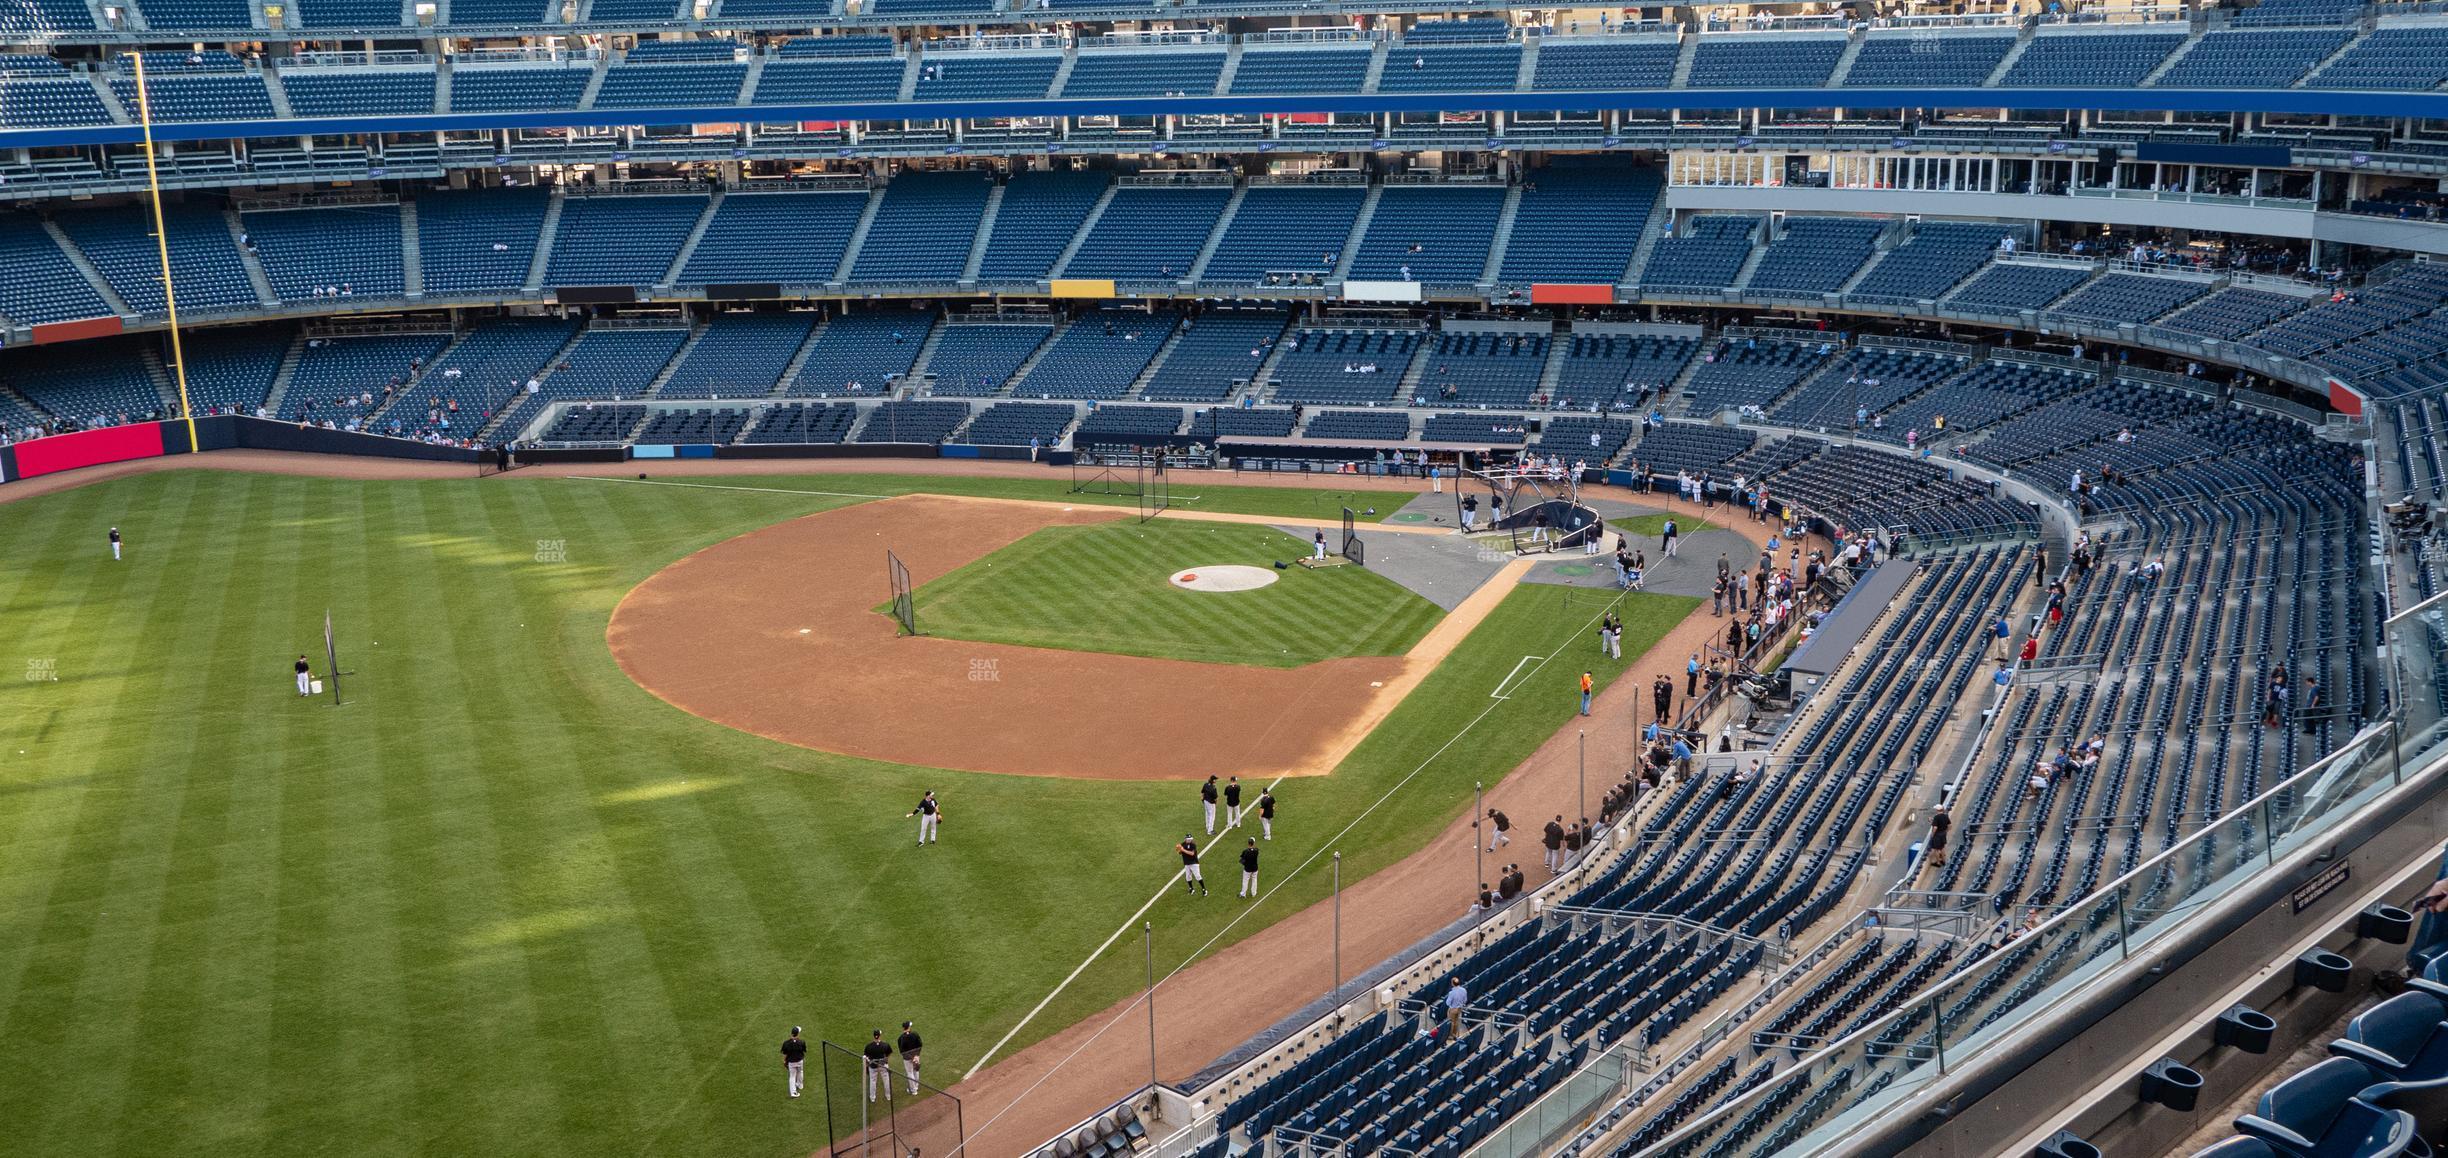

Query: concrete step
525;190;565;292
1331;185;1381;282
961;183;1005;283
262;329;308;417
1479;185;1523;286
662;190;723;288
401;199;424;297
1186;182;1247;283
643;318;710;398
227;208;279;306
1047;178;1118;280
833;185;885;284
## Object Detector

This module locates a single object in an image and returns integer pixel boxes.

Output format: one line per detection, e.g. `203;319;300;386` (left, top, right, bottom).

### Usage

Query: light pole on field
1144;922;1157;1089
1578;730;1587;828
1473;780;1485;916
1331;853;1342;1004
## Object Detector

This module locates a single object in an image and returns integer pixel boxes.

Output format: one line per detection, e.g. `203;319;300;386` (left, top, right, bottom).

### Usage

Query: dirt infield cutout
1167;565;1280;593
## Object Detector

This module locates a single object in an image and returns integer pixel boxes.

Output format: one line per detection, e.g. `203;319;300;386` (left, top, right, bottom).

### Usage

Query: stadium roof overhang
0;87;2418;151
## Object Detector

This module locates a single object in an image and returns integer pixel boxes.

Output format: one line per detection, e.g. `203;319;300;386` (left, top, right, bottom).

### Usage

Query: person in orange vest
1580;670;1595;716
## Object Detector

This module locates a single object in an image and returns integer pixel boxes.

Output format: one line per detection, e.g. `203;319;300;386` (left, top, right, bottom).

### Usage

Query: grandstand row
7;3;2448;1158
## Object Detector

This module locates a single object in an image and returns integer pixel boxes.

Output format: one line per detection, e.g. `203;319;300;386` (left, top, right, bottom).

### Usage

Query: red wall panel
11;421;167;479
1530;284;1617;305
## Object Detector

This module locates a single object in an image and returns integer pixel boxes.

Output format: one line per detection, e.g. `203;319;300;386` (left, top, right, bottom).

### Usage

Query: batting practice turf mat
0;468;1696;1157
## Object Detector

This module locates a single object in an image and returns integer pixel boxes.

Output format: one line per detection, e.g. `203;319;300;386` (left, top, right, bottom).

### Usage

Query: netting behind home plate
821;1041;963;1158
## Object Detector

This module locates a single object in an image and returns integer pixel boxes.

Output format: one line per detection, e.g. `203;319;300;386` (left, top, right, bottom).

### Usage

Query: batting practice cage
821;1041;963;1158
475;443;520;478
1458;463;1602;555
1069;447;1171;523
1341;506;1366;567
887;550;916;636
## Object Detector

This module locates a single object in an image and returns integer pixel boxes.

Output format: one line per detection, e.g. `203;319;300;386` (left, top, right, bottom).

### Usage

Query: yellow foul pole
131;53;199;453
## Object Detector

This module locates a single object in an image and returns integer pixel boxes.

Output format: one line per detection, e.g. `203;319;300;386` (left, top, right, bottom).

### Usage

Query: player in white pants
863;1030;893;1101
1257;789;1276;839
295;655;313;697
1200;776;1218;835
908;791;941;845
782;1027;807;1098
1224;777;1243;828
1177;835;1207;896
1239;838;1260;898
109;526;122;561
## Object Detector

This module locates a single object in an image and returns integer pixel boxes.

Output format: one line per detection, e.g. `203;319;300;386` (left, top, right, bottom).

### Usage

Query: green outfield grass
908;520;1443;667
593;470;1408;521
0;468;1692;1158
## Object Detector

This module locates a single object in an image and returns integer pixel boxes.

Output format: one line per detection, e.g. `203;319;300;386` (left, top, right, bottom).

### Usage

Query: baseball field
0;464;1698;1157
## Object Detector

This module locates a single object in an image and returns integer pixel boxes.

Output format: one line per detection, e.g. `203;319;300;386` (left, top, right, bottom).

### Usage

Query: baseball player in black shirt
1200;776;1219;835
1224;777;1244;828
1238;838;1260;898
863;1029;893;1102
1257;789;1276;840
1542;816;1566;873
1484;808;1511;851
294;654;313;697
896;1021;923;1095
108;525;121;562
782;1026;808;1099
907;790;941;846
1177;835;1206;896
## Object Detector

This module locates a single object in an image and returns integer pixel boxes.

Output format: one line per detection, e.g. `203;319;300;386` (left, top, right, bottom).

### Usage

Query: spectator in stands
2299;676;2322;736
1444;980;1467;1037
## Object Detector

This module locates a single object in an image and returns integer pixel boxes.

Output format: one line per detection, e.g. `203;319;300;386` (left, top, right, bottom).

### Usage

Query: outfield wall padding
11;421;168;479
227;417;483;462
714;443;941;460
515;447;629;464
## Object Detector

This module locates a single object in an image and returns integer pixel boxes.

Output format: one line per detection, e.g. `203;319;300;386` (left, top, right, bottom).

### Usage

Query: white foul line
1490;654;1546;700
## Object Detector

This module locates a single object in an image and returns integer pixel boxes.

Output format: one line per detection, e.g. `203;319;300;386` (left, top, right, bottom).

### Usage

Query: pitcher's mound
1170;565;1280;593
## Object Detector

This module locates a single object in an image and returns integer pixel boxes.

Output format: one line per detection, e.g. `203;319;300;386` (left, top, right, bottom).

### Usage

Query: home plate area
1169;564;1280;592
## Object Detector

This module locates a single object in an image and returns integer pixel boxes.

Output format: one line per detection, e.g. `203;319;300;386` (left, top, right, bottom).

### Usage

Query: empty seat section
855;398;970;443
1944;262;2092;313
1847;221;2012;303
851;171;994;283
383;317;574;437
1639;215;1758;291
0;0;98;34
1138;309;1286;401
1073;404;1185;445
754;57;906;103
442;0;555;21
1188;405;1297;439
540;403;647;443
1553;333;1698;408
587;0;684;17
527;328;688;407
1060;51;1224;97
682;191;868;286
593;62;746;108
2311;27;2448;89
773;35;898;58
2047;273;2211;324
2159;287;2305;340
1303;409;1410;441
1498;162;1660;284
920;324;1050;397
1746;217;1884;296
960;400;1074;446
635;407;751;444
1347;185;1507;285
863;0;997;16
280;69;438;116
173;328;286;414
2003;30;2187;86
1842;34;2014;86
1422;411;1527;443
111;73;275;121
1013;310;1177;399
1687;36;1846;87
293;0;404;27
245;206;406;301
1530;38;1678;89
1768;346;1963;429
545;195;707;287
789;312;928;397
126;0;253;28
0;214;114;324
1199;185;1366;286
658;313;816;399
416;189;548;294
1230;47;1371;94
449;66;591;111
56;203;259;313
2155;28;2350;88
976;171;1108;283
1685;337;1832;413
913;53;1059;100
1267;328;1419;406
0;76;114;127
1063;185;1231;281
742;401;859;443
1376;42;1523;93
1411;331;1549;408
4;340;167;422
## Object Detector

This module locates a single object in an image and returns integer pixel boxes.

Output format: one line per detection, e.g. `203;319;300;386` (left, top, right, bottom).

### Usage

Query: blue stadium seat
789;312;929;397
1061;50;1223;98
913;53;1059;101
1376;42;1523;94
1499;161;1659;285
1138;309;1285;402
415;188;547;295
976;171;1108;284
1063;185;1231;282
2004;30;2188;86
545;194;708;287
2155;28;2351;89
1530;37;1678;90
1843;34;2015;87
1011;310;1176;400
0;213;115;324
1199;184;1366;286
449;65;591;112
244;205;405;301
658;312;815;400
682;190;868;287
280;67;438;116
56;202;259;314
1231;47;1371;94
850;170;992;283
1347;185;1507;286
1687;35;1846;87
920;323;1050;397
2234;1058;2425;1158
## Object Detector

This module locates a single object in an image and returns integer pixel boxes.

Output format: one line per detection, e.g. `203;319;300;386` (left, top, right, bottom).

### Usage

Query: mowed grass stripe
914;520;1443;668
